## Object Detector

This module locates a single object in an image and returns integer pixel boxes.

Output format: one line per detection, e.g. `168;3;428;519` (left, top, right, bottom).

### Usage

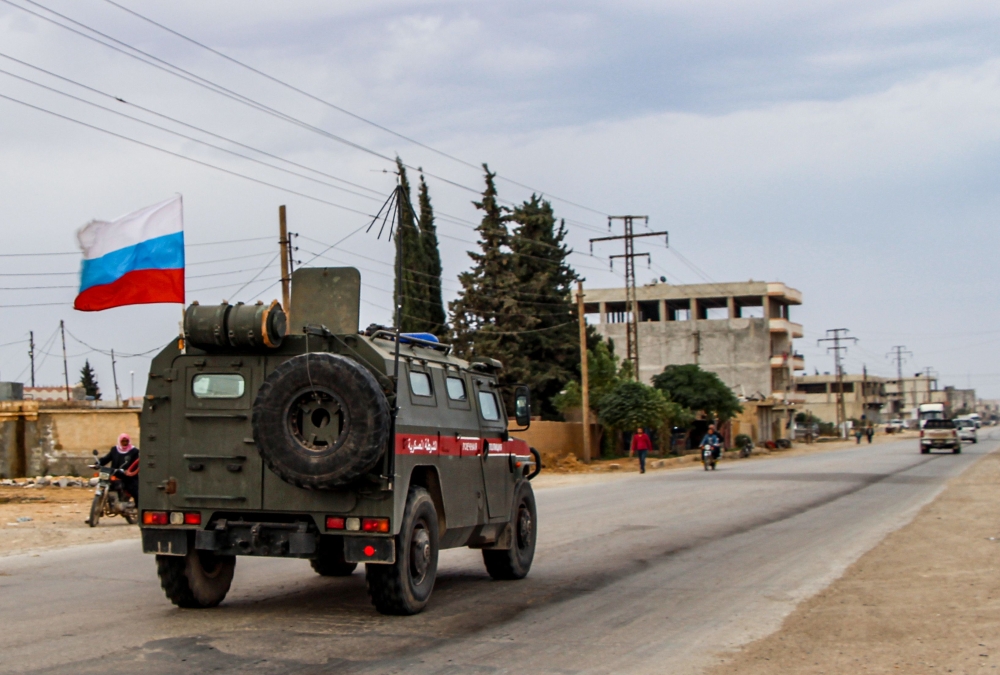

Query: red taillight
184;512;201;525
920;430;924;437
142;511;168;525
363;545;376;557
362;517;390;533
326;516;345;530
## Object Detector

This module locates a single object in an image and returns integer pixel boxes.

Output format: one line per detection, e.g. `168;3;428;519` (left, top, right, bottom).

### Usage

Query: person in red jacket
630;427;653;474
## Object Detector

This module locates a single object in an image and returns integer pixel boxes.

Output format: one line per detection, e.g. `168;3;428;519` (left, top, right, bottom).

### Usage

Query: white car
885;419;906;433
954;419;978;443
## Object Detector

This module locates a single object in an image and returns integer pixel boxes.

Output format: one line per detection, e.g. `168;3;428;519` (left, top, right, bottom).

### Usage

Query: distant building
581;280;804;443
883;375;948;420
794;373;886;424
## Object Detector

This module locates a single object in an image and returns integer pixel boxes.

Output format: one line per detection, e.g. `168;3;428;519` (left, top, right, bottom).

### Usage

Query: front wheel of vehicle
921;447;929;454
483;481;537;581
87;492;106;527
366;487;439;615
157;548;236;608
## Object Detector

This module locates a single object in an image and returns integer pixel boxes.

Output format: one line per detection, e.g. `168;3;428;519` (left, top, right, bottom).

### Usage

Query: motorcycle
701;444;717;471
739;440;753;458
87;449;137;527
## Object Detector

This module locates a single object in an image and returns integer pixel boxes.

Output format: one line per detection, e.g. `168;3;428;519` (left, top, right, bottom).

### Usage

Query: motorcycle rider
702;424;724;462
98;433;139;504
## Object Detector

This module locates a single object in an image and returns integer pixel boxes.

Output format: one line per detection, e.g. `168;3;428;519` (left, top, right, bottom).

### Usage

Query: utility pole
110;349;121;407
590;217;667;380
59;320;69;401
576;281;591;463
887;345;912;416
278;205;291;332
818;328;857;436
28;331;34;388
921;366;938;403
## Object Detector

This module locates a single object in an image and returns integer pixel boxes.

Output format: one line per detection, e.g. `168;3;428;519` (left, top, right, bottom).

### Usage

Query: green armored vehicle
139;268;539;615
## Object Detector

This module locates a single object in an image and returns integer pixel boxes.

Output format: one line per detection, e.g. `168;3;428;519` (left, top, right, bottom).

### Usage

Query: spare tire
252;353;391;489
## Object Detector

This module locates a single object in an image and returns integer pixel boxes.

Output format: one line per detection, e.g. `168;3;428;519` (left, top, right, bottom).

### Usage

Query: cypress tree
392;158;424;331
79;359;101;400
417;172;447;338
507;195;579;418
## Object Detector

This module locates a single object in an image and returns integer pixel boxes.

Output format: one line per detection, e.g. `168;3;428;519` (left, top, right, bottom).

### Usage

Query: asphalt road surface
1;433;993;675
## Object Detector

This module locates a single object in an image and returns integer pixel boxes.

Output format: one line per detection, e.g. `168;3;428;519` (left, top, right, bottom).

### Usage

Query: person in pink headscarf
98;433;140;503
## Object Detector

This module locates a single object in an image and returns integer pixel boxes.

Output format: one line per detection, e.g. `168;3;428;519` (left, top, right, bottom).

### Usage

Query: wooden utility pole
59;320;69;401
577;281;591;463
590;218;667;380
278;205;291;330
110;348;121;407
28;331;34;387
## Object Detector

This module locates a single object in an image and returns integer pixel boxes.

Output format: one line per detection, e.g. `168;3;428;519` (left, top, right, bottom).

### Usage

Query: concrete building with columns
579;280;805;406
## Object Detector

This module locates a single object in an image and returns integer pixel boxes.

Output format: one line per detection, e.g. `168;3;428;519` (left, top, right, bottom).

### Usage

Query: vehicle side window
446;376;467;401
409;371;432;397
478;391;500;421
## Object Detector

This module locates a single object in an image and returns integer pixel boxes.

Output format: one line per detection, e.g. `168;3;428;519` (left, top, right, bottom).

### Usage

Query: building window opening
605;301;629;324
705;307;728;320
638;301;660;322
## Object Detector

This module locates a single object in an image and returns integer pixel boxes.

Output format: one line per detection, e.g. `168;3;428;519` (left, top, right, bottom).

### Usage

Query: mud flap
142;528;188;556
344;536;395;564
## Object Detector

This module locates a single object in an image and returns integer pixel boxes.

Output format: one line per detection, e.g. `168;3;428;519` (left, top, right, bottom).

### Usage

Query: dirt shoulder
0;486;138;557
707;448;1000;675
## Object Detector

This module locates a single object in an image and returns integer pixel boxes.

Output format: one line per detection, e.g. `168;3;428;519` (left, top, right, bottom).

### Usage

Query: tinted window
478;391;500;421
192;373;245;399
409;371;432;397
924;419;955;429
446;376;467;401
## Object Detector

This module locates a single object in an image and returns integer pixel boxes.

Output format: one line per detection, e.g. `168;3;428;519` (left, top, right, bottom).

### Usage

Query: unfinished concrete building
794;373;887;424
581;281;805;402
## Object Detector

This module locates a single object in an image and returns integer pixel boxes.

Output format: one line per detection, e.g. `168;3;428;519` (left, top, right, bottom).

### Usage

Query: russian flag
74;195;185;311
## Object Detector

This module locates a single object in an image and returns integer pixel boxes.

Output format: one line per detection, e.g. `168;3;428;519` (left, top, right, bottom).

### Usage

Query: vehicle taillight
920;430;924;437
184;512;201;525
143;511;168;525
362;517;390;533
326;516;345;530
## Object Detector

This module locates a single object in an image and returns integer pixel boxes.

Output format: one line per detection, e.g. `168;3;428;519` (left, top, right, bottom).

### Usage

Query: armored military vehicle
138;268;540;615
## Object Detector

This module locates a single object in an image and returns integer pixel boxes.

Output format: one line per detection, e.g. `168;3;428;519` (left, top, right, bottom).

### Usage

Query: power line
98;0;610;218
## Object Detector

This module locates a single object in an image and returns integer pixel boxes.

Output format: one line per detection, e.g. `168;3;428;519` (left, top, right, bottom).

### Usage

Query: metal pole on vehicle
279;205;291;333
577;280;591;463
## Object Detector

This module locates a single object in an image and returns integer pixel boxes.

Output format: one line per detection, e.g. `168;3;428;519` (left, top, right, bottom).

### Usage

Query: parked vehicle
920;419;960;453
139;268;540;615
885;419;906;433
87;451;138;527
954;418;978;444
739;440;753;458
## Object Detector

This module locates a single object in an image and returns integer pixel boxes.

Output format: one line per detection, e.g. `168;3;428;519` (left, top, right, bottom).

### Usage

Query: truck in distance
138;267;540;615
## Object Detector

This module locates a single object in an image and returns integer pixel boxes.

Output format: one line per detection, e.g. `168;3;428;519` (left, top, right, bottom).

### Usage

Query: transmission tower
590;217;667;379
818;328;857;435
887;345;912;414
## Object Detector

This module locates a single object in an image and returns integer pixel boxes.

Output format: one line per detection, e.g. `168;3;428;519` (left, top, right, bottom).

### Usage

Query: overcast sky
0;0;998;399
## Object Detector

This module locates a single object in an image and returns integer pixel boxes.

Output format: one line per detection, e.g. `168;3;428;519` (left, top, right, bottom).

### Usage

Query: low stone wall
0;403;139;478
512;420;601;462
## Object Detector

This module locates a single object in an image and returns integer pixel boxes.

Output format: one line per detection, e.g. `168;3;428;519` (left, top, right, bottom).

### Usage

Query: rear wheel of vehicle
252;353;391;490
157;548;235;608
310;536;357;577
87;492;106;527
954;446;962;454
483;481;537;581
366;487;438;615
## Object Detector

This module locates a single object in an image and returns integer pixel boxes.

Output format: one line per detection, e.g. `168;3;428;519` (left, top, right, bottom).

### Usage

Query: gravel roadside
707;446;1000;675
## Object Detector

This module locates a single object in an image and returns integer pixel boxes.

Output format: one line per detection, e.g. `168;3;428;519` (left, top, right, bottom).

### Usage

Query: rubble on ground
0;476;90;488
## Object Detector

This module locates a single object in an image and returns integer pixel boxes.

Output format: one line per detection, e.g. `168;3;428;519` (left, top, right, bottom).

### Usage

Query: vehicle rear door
171;358;262;510
473;378;511;519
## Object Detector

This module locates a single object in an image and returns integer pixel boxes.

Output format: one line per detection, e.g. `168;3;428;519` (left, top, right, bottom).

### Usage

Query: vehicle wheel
366;487;438;615
124;510;138;525
954;446;962;454
252;353;391;489
310;536;358;577
87;492;106;527
921;447;929;454
157;548;236;608
711;461;717;470
703;463;709;471
483;481;537;581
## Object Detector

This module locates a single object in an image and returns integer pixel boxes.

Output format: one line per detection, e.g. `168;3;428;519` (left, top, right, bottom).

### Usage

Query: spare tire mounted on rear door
252;353;391;489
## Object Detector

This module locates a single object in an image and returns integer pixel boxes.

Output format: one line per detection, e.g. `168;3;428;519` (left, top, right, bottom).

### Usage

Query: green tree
417;171;447;337
393;158;426;331
553;340;627;415
505;195;579;418
79;360;100;400
652;364;742;421
596;380;689;438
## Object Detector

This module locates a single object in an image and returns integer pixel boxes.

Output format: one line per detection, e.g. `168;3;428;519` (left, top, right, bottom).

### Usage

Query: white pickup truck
920;419;960;454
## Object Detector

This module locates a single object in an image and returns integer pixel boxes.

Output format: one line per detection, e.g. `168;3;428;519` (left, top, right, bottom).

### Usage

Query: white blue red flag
74;195;185;311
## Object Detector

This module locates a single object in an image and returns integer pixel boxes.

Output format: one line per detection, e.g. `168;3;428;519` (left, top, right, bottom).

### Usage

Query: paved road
1;433;994;675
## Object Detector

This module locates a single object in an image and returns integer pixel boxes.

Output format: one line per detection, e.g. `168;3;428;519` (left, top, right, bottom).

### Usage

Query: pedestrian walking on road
630;428;653;474
854;425;863;444
865;423;874;444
